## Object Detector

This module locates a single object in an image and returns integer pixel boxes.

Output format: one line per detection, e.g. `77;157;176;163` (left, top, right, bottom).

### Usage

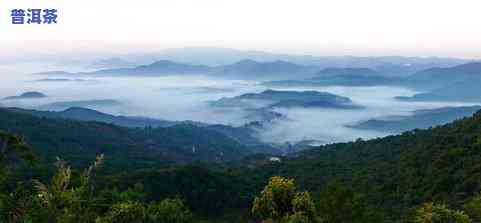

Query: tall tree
252;176;318;223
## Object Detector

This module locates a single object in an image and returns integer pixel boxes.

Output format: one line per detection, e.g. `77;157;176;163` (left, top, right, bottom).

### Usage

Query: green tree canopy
147;198;193;223
464;194;481;222
413;202;471;223
317;182;375;223
252;176;318;223
96;201;146;223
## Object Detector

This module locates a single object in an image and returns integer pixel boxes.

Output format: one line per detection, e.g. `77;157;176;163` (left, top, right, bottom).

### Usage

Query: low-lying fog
0;66;476;145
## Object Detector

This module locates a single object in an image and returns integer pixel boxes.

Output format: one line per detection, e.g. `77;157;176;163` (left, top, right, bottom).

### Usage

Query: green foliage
292;192;316;221
119;183;147;203
96;201;146;223
0;108;249;172
244;111;481;221
413;202;471;223
32;155;104;223
0;131;36;167
284;213;310;223
317;182;375;223
0;182;45;223
147;198;193;223
6;105;481;222
0;131;199;223
0;132;38;223
0;131;36;188
252;176;318;223
93;198;194;223
107;164;252;216
463;194;481;222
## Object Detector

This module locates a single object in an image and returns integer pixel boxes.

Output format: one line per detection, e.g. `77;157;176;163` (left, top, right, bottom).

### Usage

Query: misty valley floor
1;72;477;146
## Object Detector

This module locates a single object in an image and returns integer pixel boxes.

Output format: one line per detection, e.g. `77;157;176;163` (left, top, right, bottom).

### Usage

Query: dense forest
3;107;481;222
0;107;254;170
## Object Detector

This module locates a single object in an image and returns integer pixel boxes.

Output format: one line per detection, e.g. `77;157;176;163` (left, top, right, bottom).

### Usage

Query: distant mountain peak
61;107;104;114
3;91;47;100
259;89;335;96
318;67;380;76
149;60;183;66
210;89;358;110
452;62;481;74
420;61;481;74
232;59;259;66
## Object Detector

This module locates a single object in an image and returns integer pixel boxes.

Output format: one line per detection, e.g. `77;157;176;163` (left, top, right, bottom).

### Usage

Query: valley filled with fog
2;61;477;146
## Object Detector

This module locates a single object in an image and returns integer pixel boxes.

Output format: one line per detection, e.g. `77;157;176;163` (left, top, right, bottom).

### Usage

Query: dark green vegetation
262;110;481;222
3;104;481;222
0;107;274;171
0;143;195;223
7;107;176;128
350;106;481;133
4;107;276;153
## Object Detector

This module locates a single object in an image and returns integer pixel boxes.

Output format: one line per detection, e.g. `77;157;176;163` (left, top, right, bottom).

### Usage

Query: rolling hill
0;107;278;170
210;89;361;109
36;59;317;80
350;106;481;133
5;107;276;152
264;67;401;87
396;80;481;102
402;62;481;90
238;107;481;221
209;59;318;80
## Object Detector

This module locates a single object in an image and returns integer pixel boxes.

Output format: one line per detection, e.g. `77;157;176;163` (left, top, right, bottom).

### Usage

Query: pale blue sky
1;0;481;59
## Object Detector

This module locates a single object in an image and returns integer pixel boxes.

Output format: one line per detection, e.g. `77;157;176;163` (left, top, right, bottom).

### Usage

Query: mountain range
36;56;478;82
396;80;481;102
394;63;481;102
33;58;481;105
349;106;481;133
209;59;318;80
36;99;122;110
37;59;318;80
94;47;470;71
401;62;481;90
264;67;401;87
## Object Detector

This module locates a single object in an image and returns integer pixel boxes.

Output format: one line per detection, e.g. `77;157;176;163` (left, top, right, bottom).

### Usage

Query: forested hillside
245;109;481;221
3;108;481;222
0;108;253;170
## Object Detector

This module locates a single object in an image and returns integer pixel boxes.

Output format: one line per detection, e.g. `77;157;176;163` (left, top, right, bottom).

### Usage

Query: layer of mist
0;64;476;145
